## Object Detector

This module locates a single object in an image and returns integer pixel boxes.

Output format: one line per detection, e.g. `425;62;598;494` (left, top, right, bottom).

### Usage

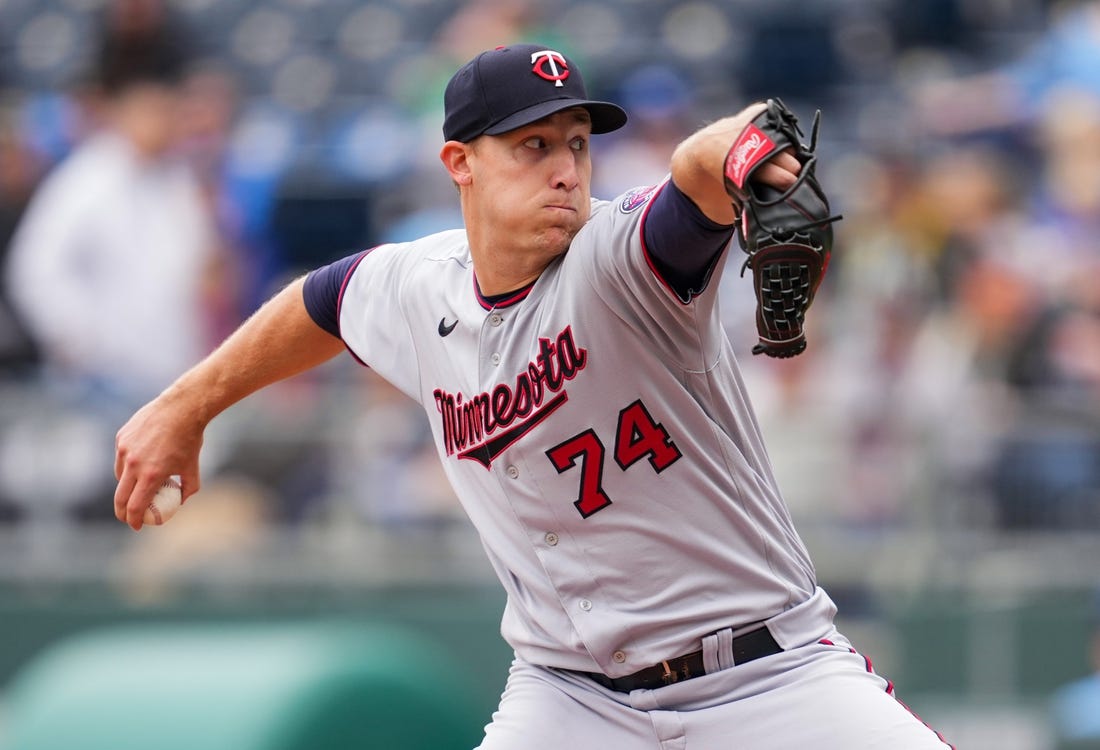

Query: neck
471;250;546;297
465;222;554;297
465;227;573;298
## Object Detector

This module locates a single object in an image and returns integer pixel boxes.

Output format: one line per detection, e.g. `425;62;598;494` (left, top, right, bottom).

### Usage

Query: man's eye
524;137;545;149
571;138;587;151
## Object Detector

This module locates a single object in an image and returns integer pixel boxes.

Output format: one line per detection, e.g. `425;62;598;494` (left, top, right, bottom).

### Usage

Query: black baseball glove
723;98;841;358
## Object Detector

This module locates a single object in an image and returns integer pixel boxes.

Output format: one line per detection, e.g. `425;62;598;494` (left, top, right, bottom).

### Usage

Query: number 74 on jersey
546;399;681;518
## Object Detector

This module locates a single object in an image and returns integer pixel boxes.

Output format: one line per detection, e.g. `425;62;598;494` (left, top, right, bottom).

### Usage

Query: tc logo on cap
441;43;627;142
531;50;569;87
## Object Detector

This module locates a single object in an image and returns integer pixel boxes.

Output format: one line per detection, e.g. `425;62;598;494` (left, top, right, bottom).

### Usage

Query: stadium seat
2;620;484;750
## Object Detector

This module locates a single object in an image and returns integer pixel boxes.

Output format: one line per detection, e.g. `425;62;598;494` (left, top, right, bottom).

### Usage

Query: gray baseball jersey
307;180;817;677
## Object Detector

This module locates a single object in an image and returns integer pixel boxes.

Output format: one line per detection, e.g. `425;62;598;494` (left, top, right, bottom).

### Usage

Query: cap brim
483;98;628;136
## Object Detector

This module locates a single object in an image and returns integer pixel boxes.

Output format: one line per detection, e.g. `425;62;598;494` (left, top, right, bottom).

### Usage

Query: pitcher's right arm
113;276;346;530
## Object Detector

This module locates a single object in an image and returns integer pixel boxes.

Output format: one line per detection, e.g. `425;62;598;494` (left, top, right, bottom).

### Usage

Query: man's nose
550;148;581;191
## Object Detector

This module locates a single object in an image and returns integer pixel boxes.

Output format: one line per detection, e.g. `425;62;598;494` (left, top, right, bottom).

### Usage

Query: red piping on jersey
638;181;681;302
473;274;535;310
336;249;373;367
817;639;955;749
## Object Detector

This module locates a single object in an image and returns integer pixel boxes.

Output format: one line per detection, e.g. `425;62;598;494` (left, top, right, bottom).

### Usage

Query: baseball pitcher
114;44;950;749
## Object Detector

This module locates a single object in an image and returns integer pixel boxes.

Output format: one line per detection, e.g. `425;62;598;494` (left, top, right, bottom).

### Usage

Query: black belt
584;626;782;692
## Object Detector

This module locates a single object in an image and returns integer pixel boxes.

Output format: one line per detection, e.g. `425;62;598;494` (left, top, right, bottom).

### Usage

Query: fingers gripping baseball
114;397;203;530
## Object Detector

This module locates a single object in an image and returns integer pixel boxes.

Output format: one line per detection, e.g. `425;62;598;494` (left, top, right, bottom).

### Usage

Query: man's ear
439;140;473;186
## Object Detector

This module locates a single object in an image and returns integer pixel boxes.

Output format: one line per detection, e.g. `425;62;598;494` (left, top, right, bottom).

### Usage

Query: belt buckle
660;658;694;685
660;659;677;685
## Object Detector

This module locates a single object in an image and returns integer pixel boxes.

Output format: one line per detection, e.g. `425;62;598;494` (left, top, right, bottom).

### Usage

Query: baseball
143;478;183;526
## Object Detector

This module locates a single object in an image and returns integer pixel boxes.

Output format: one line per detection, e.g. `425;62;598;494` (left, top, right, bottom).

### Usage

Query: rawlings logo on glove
724;125;773;189
723;99;842;358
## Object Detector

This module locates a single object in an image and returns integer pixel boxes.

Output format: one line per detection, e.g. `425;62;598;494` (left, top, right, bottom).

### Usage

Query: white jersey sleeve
328;229;471;403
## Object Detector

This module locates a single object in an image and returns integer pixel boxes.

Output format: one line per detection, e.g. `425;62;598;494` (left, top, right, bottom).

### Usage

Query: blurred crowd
0;0;1098;539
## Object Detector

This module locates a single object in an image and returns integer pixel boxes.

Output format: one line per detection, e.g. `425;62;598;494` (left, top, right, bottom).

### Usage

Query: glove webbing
761;262;812;329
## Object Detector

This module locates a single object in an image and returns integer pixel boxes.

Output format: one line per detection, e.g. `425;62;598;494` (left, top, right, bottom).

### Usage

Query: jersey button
544;532;559;546
506;465;519;479
612;651;627;663
490;352;501;365
579;599;592;612
489;313;503;327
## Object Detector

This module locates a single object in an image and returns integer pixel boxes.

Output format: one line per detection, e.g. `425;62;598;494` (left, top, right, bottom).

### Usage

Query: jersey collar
473;275;536;310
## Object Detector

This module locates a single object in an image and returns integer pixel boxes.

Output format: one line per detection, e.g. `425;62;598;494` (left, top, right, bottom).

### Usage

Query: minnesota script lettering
433;326;587;467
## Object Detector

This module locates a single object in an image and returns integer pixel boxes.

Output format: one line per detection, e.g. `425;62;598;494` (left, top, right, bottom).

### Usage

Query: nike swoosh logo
438;317;458;337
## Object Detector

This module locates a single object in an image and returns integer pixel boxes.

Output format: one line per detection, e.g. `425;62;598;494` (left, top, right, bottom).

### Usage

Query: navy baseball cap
443;44;628;142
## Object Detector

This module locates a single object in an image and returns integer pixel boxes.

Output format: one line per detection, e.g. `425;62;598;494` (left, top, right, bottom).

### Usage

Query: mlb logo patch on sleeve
620;185;658;213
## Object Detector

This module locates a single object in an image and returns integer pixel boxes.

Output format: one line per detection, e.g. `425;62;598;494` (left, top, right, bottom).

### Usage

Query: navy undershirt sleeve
643;180;735;302
302;250;368;338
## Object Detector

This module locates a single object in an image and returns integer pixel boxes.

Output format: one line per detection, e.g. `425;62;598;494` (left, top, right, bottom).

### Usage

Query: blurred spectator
0;107;44;371
911;0;1100;136
93;0;190;104
435;0;557;67
0;0;225;521
994;285;1100;529
177;62;278;332
592;64;697;198
4;0;220;410
1051;618;1100;745
985;88;1100;529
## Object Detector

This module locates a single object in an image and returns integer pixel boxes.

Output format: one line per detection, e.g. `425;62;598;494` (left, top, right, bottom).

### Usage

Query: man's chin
545;228;579;256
